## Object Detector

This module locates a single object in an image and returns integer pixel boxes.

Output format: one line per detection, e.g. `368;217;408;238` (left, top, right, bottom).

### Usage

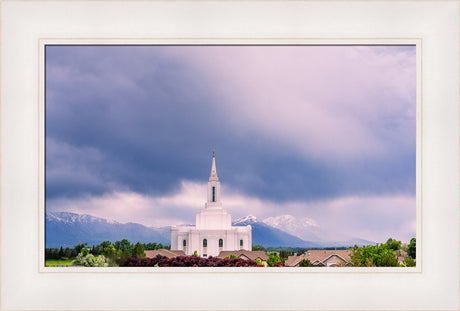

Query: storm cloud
45;45;416;242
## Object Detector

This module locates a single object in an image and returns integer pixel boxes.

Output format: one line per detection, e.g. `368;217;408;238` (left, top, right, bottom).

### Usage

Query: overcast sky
45;45;416;243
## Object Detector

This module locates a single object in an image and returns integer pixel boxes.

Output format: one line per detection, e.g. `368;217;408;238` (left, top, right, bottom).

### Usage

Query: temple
170;151;252;257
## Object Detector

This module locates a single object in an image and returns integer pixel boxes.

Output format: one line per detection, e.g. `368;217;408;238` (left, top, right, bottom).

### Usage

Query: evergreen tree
408;238;416;259
298;259;313;267
132;242;146;258
384;238;402;251
252;245;266;251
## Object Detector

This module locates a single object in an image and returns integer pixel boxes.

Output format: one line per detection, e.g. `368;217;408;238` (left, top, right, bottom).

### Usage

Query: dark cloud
45;45;416;203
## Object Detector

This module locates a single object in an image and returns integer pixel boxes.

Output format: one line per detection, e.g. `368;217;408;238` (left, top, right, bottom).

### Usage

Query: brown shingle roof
285;249;353;267
169;250;186;256
217;250;268;261
144;249;185;259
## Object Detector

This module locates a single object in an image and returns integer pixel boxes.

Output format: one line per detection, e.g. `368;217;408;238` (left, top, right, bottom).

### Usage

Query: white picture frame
1;1;458;310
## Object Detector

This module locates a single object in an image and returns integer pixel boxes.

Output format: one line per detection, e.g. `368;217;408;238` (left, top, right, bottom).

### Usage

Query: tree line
254;237;416;267
45;237;416;267
45;239;170;264
350;237;416;267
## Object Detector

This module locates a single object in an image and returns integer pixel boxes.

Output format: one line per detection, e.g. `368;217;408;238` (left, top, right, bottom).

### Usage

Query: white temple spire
206;149;221;208
209;149;219;181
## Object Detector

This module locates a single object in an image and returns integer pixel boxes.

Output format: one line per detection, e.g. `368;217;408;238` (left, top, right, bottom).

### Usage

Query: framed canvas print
1;1;459;310
41;43;419;272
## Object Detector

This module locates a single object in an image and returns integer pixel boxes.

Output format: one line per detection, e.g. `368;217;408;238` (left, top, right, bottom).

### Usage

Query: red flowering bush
121;255;264;267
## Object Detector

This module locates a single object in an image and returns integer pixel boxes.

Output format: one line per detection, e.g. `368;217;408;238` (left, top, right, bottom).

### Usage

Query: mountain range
46;211;374;248
46;212;170;248
260;214;375;247
232;215;322;248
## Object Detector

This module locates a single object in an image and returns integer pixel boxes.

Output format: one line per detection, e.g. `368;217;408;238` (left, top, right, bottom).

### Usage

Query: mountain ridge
46;211;170;248
46;211;374;248
260;214;376;247
232;215;321;248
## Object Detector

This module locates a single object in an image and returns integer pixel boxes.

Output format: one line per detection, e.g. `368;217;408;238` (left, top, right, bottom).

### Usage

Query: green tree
116;249;131;261
141;242;169;250
45;248;60;260
132;242;146;258
114;239;132;252
92;245;102;256
73;253;108;267
63;247;73;259
143;242;157;250
298;259;313;267
403;257;416;267
267;254;282;267
380;251;399;266
254;258;264;266
351;244;400;267
102;245;116;259
74;243;87;255
408;238;416;259
52;248;60;259
92;241;110;255
100;241;112;248
384;238;402;251
365;257;376;267
279;250;290;262
252;245;266;251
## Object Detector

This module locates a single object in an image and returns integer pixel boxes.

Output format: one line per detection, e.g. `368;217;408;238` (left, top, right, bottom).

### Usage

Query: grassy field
45;259;76;267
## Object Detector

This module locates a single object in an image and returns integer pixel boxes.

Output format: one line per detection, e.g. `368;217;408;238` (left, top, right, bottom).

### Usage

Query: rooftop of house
144;249;185;259
285;249;353;267
217;250;269;261
395;249;409;264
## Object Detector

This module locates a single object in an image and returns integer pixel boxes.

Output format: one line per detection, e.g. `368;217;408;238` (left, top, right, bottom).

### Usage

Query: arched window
212;187;216;202
240;240;243;247
203;239;207;247
219;239;223;247
183;240;186;247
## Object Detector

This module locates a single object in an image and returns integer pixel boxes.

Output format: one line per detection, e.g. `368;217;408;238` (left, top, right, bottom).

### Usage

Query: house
395;249;409;264
285;249;353;267
217;250;268;266
170;151;252;257
144;249;185;259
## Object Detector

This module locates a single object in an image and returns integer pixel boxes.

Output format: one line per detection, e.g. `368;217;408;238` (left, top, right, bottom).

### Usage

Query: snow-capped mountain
46;212;120;225
46;211;170;248
232;215;258;225
46;211;374;249
261;214;375;247
263;214;318;229
232;215;321;248
262;214;324;242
